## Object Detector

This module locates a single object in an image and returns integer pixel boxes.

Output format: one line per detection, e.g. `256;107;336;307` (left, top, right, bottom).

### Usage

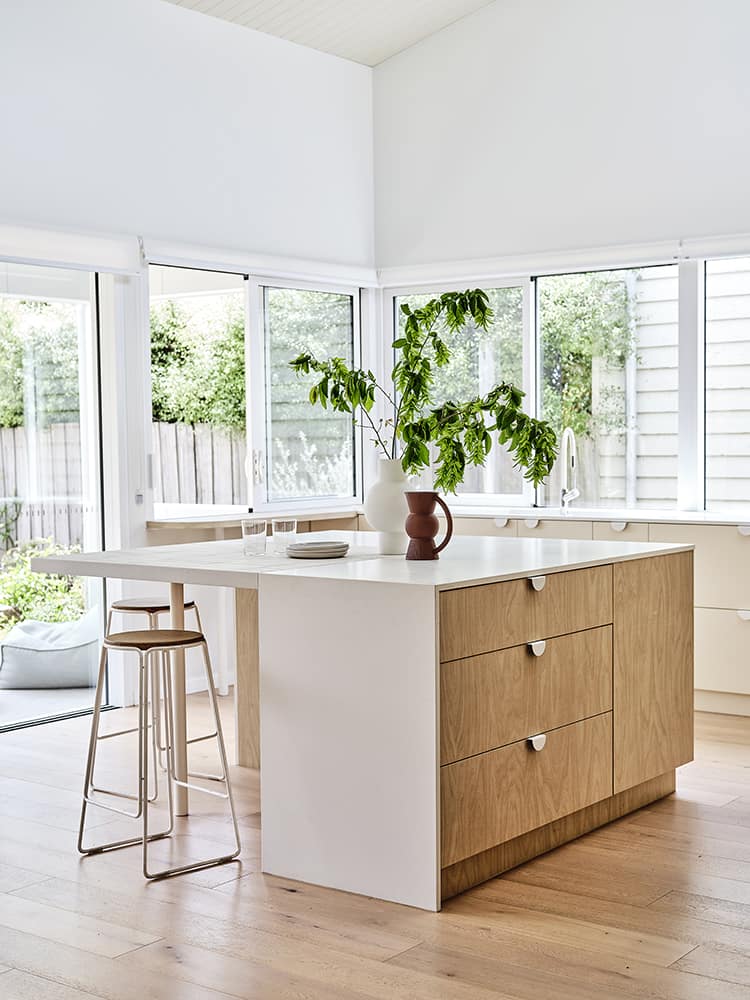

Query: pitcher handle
433;495;454;554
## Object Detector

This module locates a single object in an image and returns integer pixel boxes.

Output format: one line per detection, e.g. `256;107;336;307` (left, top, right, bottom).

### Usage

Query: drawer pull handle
528;640;546;657
525;518;540;529
739;525;750;537
610;521;627;532
495;517;509;528
529;575;546;592
528;733;547;752
737;610;750;621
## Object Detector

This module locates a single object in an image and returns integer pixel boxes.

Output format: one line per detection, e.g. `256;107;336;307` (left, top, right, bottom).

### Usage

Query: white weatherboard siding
0;0;374;268
706;258;750;511
373;0;750;268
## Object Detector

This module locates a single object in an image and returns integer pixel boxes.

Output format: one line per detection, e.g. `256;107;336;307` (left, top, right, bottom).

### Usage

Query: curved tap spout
560;427;580;511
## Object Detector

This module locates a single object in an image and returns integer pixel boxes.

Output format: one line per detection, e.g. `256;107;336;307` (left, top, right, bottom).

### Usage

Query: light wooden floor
0;701;749;1000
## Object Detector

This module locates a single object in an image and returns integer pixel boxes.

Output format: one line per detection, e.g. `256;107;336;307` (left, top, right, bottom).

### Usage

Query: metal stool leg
144;640;240;879
79;647;173;856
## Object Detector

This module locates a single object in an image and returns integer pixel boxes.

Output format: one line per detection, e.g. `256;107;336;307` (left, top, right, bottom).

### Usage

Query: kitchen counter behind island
259;535;694;910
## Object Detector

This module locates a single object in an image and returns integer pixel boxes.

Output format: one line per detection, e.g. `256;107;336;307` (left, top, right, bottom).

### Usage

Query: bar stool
106;597;224;784
78;627;241;879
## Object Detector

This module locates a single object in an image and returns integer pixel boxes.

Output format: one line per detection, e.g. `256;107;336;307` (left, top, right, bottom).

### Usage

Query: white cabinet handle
738;525;750;537
494;517;509;528
528;733;547;752
528;640;546;657
529;575;546;592
610;521;627;532
524;518;540;529
737;610;750;621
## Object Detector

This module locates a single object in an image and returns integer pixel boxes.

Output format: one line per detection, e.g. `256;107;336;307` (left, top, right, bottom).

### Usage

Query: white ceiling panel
162;0;494;65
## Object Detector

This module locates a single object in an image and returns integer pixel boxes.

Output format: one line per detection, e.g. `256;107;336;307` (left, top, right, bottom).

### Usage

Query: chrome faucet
560;426;580;511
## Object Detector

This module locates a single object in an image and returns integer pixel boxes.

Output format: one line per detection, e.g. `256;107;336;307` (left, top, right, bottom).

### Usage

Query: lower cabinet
695;607;750;696
439;550;694;891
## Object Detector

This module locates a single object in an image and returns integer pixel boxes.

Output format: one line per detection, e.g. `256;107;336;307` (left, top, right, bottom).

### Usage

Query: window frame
247;275;364;513
384;278;537;508
383;261;717;513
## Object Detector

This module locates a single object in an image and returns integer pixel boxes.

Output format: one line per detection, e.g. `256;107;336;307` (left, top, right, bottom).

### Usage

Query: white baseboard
695;689;750;717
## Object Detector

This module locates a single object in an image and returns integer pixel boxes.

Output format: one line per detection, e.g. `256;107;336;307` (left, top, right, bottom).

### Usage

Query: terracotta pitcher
404;491;454;561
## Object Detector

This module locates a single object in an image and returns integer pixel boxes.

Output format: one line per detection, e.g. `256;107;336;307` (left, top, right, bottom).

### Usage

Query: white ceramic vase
364;458;409;555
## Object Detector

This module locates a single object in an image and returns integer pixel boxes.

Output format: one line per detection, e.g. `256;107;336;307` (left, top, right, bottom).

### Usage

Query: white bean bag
0;608;100;689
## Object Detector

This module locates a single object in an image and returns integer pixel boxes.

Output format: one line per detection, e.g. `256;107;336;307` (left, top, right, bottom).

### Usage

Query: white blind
0;223;142;275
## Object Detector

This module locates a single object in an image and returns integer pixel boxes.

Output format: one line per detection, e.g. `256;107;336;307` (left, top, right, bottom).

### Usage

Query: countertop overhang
32;532;694;592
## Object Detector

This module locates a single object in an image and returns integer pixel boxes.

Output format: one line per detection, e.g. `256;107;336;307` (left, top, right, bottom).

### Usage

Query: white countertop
467;506;750;527
32;531;693;592
145;505;750;530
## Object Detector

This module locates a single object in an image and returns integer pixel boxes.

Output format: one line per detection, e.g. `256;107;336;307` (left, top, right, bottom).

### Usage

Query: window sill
147;505;362;530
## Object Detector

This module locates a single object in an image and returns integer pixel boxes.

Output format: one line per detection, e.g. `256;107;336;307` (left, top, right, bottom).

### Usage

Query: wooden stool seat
105;629;204;650
111;597;196;613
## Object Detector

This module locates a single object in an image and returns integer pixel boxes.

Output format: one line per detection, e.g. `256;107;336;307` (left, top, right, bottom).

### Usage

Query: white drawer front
593;521;649;543
649;523;750;609
515;519;593;540
695;607;750;695
452;517;518;537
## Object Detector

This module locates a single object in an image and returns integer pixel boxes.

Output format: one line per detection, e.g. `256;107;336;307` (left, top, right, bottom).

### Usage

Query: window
393;286;527;500
149;266;248;515
262;286;357;502
537;265;679;509
705;257;750;512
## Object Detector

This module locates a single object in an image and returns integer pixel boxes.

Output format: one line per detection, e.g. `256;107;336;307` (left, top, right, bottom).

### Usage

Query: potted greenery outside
290;289;557;553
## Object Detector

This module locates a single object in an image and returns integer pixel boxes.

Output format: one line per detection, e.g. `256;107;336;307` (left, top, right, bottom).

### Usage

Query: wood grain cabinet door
613;551;694;792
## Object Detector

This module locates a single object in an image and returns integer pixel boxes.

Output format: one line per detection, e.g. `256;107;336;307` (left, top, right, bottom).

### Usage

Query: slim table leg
170;582;188;815
234;588;260;768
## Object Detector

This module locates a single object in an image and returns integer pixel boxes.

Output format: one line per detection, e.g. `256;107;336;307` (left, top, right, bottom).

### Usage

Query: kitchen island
34;532;694;911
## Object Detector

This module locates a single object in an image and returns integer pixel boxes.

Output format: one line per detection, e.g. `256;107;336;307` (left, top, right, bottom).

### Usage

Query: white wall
0;0;374;268
373;0;750;269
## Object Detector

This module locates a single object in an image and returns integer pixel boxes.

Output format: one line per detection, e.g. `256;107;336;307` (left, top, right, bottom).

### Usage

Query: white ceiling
163;0;494;66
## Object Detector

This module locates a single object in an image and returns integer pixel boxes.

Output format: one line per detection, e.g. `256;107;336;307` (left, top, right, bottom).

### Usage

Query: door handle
529;575;546;592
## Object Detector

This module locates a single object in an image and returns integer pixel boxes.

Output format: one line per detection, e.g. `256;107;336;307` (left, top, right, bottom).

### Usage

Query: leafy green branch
290;289;557;493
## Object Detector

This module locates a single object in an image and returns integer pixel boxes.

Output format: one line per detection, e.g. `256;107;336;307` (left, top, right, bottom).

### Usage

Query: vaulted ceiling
162;0;494;65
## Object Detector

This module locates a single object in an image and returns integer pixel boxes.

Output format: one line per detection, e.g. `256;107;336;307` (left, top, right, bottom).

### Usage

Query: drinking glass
241;518;267;556
272;518;297;554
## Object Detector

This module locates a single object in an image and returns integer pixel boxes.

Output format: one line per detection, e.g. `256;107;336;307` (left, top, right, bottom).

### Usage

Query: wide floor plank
1;701;749;1000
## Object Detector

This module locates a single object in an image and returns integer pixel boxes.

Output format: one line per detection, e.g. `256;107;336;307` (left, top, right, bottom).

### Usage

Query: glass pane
0;262;103;729
394;287;525;496
149;266;248;516
705;257;750;512
537;265;679;509
264;287;355;501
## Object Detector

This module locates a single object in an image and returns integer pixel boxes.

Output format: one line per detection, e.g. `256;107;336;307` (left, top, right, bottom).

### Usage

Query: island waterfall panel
613;551;694;792
439;550;694;899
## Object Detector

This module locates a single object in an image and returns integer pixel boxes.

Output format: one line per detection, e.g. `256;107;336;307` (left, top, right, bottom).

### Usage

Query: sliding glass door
0;262;104;729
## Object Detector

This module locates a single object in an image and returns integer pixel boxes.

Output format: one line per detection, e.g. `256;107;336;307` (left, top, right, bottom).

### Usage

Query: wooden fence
152;422;247;505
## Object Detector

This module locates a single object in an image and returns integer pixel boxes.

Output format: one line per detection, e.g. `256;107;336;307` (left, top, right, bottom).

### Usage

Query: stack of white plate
286;540;349;560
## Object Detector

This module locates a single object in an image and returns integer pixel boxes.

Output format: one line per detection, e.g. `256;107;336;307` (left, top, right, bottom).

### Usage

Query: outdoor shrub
0;540;85;632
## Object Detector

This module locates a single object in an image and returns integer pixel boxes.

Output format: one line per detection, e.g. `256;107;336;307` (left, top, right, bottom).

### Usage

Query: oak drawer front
441;713;613;867
439;564;613;662
440;626;613;764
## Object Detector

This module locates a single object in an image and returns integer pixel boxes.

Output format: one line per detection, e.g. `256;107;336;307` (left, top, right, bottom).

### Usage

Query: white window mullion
677;260;706;510
245;277;266;509
522;277;537;506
